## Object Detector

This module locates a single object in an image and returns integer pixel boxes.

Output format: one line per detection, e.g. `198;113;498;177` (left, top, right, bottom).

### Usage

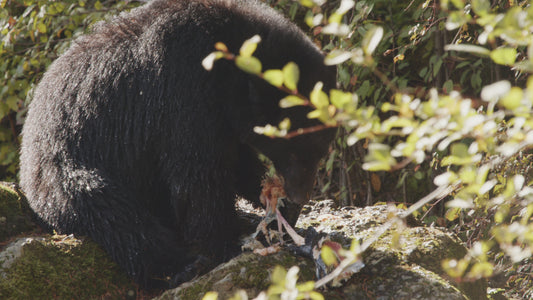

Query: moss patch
0;182;36;243
0;234;138;299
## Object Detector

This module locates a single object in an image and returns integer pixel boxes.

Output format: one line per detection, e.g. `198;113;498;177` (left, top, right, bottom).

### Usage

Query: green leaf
362;161;393;171
500;87;523;110
328;12;342;24
310;82;329;109
300;0;315;8
451;143;469;158
324;50;352;66
459;167;476;184
307;109;326;120
349;239;361;253
445;207;461;221
450;0;465;9
282;62;299;91
471;0;490;16
36;22;47;34
239;35;261;57
443;79;454;93
52;3;65;13
263;69;283;87
0;103;9;120
381;117;414;132
305;11;323;28
446;11;471;30
278;118;291;131
201;51;224;70
363;143;395;171
235;55;262;75
490;48;517;65
202;292;218;300
271;266;287;285
320;245;338;266
330;89;353;110
297;281;315;292
6;96;19;111
254;124;278;137
309;292;325;300
469;261;494;278
362;26;383;55
444;44;490;56
280;95;306;108
94;0;103;10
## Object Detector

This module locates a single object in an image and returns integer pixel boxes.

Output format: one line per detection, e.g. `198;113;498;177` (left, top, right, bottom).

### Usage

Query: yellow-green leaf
202;292;218;300
239;35;261;57
500;87;523;110
309;291;325;300
201;51;224;70
307;109;326;120
263;69;284;87
324;50;353;66
330;89;353;110
282;62;299;91
349;239;361;253
468;261;494;278
235;55;262;75
6;96;19;111
471;0;490;16
490;48;517;65
444;44;490;56
450;0;465;8
362;26;383;55
297;281;315;292
450;143;469;158
278;118;291;131
300;0;316;8
320;245;338;266
280;95;306;108
215;42;228;52
36;22;47;34
362;161;392;171
442;258;468;278
94;0;102;10
328;12;342;24
271;266;287;285
310;82;329;108
444;207;461;221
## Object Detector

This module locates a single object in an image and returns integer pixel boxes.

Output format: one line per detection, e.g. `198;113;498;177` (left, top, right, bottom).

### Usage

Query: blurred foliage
0;0;140;180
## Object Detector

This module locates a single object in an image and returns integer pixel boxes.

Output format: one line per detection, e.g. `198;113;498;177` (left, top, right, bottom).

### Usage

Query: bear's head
244;54;337;224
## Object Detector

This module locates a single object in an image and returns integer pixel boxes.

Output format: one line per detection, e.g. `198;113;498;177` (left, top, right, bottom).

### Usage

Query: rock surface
158;200;487;300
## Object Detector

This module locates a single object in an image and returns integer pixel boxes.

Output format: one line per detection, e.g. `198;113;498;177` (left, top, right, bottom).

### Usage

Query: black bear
20;0;336;288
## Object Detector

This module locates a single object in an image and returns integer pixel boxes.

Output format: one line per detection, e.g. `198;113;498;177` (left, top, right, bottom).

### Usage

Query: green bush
0;0;140;179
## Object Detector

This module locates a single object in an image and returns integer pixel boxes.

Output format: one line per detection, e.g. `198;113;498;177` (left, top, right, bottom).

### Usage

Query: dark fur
20;0;335;288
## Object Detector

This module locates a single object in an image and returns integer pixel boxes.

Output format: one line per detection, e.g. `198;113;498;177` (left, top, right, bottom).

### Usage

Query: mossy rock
0;182;37;242
158;251;315;300
0;234;138;299
158;204;488;300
